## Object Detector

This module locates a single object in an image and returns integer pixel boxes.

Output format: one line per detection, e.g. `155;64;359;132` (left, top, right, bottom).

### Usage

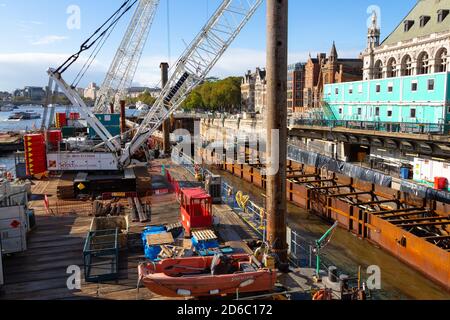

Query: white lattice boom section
94;0;160;114
119;0;263;166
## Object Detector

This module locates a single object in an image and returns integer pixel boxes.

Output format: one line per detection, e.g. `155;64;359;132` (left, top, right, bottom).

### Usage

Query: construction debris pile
128;197;151;223
93;200;125;217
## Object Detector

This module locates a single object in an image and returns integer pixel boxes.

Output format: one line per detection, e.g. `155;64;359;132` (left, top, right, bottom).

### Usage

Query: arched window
386;58;397;78
401;55;413;76
435;48;448;72
374;60;383;79
417;51;431;74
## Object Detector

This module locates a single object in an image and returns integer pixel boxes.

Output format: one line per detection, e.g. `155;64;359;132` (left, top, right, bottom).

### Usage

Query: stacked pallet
57;173;75;199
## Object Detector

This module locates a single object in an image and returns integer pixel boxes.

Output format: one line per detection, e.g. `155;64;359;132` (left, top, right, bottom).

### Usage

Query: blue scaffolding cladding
323;72;450;126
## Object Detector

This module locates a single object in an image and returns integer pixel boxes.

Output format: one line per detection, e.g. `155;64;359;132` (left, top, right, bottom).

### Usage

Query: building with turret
323;0;450;131
302;43;363;111
362;0;449;80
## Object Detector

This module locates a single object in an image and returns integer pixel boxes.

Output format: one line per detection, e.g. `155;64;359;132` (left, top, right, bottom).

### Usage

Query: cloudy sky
0;0;416;91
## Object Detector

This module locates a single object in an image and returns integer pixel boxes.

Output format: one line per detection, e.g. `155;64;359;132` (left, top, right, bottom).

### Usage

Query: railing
221;181;267;241
291;119;450;135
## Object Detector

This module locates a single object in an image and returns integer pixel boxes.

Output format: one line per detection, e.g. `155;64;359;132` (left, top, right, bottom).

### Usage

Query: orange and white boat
138;254;277;298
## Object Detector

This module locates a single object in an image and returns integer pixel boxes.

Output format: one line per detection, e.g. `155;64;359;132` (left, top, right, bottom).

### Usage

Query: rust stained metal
388;216;450;224
371;208;426;216
425;235;450;241
328;191;372;198
289;179;336;185
397;221;450;228
380;211;430;219
212;151;450;290
309;184;352;191
356;199;398;206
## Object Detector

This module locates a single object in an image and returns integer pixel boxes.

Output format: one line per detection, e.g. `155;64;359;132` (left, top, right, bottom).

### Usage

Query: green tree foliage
127;90;157;106
182;77;242;112
183;91;203;110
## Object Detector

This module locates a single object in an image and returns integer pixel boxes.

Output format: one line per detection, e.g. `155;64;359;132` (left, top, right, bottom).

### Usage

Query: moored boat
138;254;277;298
8;111;41;120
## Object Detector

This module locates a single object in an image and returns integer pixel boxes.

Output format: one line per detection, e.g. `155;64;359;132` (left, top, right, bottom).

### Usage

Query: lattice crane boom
119;0;263;167
94;0;160;114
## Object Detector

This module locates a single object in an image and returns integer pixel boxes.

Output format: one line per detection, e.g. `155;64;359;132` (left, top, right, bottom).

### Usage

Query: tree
183;76;242;112
183;91;203;110
127;90;157;106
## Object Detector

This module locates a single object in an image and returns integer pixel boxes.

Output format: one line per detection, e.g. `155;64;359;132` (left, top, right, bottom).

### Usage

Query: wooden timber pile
127;197;151;223
134;166;152;197
93;200;124;217
56;173;75;199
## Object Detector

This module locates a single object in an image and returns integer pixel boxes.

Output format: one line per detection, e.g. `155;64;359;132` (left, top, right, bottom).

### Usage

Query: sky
0;0;417;92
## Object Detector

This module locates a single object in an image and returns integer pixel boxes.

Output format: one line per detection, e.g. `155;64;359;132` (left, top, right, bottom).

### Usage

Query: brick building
302;42;363;112
287;63;306;113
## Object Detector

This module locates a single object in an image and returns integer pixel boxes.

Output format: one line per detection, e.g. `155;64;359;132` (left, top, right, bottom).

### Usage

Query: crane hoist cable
56;0;138;77
72;18;118;88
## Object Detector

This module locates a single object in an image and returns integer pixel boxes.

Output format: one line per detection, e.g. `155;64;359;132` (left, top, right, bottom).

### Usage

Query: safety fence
221;181;267;241
291;118;450;135
44;199;94;216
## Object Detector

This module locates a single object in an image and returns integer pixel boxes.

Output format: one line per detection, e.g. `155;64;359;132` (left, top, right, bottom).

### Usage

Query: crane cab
179;188;213;236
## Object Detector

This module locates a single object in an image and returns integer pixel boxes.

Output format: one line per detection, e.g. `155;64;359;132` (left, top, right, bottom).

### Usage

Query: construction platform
2;160;312;300
0;164;181;300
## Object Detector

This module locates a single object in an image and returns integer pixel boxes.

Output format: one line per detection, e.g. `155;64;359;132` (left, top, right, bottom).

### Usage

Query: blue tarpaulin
142;226;167;261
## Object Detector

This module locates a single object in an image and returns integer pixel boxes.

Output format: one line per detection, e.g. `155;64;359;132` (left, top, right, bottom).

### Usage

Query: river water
0;105;63;172
211;168;450;300
0;105;142;172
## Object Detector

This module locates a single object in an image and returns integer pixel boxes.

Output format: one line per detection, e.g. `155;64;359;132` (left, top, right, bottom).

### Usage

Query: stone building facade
242;65;306;115
84;82;100;101
241;70;256;112
241;67;266;114
362;0;450;81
